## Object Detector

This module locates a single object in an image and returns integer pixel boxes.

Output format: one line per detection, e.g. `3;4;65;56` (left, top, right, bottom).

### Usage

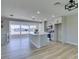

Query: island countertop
30;32;48;35
29;33;49;48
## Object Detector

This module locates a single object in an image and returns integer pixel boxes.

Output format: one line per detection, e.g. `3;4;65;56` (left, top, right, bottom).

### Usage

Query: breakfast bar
29;33;49;48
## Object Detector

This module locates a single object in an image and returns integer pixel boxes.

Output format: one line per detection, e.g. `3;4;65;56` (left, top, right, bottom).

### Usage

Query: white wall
47;14;78;45
61;14;78;45
1;17;9;45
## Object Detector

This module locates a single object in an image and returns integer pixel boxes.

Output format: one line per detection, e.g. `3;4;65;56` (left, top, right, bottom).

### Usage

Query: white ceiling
1;0;78;21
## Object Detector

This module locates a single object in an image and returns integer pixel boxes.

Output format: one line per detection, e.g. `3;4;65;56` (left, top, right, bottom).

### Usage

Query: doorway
54;23;62;42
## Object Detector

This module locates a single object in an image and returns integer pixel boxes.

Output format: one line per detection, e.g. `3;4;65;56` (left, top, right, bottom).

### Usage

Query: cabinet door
55;17;62;24
57;19;62;23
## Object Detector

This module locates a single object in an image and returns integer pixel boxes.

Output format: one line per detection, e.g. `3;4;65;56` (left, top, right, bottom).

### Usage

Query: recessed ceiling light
37;11;40;14
54;2;61;6
32;16;35;18
32;16;36;20
52;15;55;18
10;14;14;16
44;19;47;20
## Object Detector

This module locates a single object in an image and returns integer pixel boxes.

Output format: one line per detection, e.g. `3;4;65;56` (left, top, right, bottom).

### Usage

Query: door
20;25;29;38
9;22;37;39
9;24;21;39
55;24;62;42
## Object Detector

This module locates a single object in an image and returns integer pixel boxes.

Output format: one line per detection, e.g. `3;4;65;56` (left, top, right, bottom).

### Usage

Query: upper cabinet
46;17;62;29
55;17;62;24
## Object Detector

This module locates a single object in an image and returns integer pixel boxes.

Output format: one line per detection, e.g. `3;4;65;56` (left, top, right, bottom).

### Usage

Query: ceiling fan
65;0;78;11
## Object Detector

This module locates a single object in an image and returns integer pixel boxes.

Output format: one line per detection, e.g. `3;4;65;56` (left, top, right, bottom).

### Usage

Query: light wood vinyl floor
1;39;78;59
26;42;78;59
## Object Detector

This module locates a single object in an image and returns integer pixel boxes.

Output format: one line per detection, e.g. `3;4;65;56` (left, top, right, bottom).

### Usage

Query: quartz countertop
31;32;48;35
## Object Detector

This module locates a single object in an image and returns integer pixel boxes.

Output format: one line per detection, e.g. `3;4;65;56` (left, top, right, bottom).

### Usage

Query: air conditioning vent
54;2;61;6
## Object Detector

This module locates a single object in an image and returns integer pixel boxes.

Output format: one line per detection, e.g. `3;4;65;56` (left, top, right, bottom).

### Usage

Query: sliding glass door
21;25;29;34
20;25;29;38
10;24;20;39
9;23;37;39
29;25;36;34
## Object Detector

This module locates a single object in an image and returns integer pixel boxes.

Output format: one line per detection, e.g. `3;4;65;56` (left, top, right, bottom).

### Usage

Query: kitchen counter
29;33;49;48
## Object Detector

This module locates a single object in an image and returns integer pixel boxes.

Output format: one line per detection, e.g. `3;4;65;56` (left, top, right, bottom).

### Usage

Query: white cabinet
30;33;49;48
55;17;62;24
57;19;62;24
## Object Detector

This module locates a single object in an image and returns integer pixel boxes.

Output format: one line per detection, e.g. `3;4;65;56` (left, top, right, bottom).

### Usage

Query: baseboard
58;40;78;46
65;41;78;46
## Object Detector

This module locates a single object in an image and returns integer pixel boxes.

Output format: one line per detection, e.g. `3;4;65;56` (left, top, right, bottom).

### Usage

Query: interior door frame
54;23;62;42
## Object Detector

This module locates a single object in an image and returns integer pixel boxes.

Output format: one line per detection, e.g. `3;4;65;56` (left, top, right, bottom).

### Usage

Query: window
21;25;29;34
10;24;37;35
29;25;36;34
10;25;20;35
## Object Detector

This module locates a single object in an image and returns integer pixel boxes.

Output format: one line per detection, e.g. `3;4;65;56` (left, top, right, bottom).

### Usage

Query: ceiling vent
65;0;78;11
54;2;61;6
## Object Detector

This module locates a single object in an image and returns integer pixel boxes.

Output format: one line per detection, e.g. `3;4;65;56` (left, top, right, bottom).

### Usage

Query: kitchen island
29;33;49;48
